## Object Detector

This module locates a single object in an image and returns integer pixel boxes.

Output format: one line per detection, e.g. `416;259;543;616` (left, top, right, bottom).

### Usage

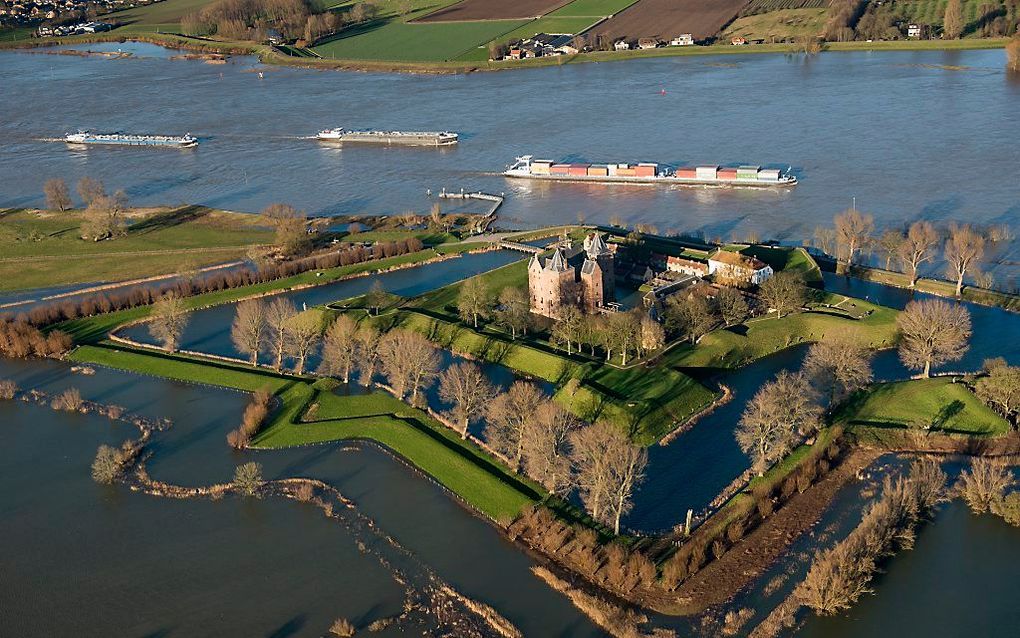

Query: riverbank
0;30;1010;74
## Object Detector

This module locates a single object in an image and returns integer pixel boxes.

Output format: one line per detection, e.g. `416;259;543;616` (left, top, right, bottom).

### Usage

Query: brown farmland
593;0;748;43
414;0;572;21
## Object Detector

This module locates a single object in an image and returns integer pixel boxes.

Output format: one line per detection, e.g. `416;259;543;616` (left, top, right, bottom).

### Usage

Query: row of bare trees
42;176;130;241
15;236;424;330
0;318;73;360
796;458;947;615
816;209;1002;296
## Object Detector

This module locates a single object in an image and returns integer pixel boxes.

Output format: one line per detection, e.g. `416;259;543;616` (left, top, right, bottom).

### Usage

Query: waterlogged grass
69;344;540;521
54;248;441;343
836;378;1009;436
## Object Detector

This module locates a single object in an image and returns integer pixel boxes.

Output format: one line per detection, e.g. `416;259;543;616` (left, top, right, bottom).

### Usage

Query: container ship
504;155;796;187
316;128;458;146
64;131;198;148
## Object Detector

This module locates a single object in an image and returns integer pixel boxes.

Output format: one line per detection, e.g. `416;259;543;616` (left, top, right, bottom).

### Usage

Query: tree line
814;208;1009;296
43;176;130;241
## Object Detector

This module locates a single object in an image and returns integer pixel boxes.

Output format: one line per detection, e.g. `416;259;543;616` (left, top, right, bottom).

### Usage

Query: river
1;43;1018;285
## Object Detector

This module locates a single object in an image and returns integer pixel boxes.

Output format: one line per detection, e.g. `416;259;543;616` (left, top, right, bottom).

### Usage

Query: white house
614;39;630;51
707;250;774;286
670;34;694;46
907;23;922;37
666;255;710;278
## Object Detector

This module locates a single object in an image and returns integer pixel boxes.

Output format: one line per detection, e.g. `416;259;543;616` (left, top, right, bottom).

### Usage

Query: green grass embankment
836;377;1010;438
68;344;541;521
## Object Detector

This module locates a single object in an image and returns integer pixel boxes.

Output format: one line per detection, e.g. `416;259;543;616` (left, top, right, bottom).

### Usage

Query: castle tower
582;232;615;305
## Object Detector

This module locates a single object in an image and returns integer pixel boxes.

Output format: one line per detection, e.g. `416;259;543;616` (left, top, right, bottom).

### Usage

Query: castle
528;232;615;318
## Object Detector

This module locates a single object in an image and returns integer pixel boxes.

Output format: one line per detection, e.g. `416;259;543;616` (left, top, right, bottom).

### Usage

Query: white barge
64;131;198;148
504;155;797;187
317;127;458;146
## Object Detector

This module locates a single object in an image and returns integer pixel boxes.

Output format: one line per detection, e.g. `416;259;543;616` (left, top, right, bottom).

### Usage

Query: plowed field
592;0;748;42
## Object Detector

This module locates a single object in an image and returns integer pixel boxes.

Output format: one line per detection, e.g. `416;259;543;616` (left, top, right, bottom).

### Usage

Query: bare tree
44;178;72;212
522;402;580;495
319;314;358;382
261;203;308;256
81;192;127;241
639;315;665;356
285;311;322;375
803;332;873;408
76;176;105;207
457;277;490;328
552;304;585;355
485;381;546;468
570;421;647;534
231;299;267;365
974;360;1020;427
896;221;940;287
896;299;971;378
665;293;718;344
494;287;529;339
1008;36;1020;72
439;362;496;438
736;371;821;475
876;229;903;271
265;297;297;370
355;324;381;386
603;311;641;364
944;0;964;38
834;209;874;273
716;286;750;327
148;292;189;352
812;225;837;256
944;224;985;297
758;271;807;319
378;329;439;404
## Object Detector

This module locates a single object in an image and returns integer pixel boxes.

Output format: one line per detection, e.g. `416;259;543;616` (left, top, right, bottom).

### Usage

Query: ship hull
65;136;197;148
317;132;457;146
503;171;796;187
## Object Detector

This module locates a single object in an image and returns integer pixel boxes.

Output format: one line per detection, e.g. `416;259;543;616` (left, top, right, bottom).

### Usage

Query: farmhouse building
670;34;694;46
707;250;773;286
666;255;710;278
614;39;630;50
528;232;615;318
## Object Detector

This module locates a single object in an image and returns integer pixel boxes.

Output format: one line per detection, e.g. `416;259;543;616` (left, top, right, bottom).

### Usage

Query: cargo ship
316;128;458;146
64;131;198;148
504;155;797;187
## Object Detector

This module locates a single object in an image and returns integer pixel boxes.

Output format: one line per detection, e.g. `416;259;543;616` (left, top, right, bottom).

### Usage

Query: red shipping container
634;165;656;177
568;164;591;176
717;168;738;178
675;168;697;178
550;164;570;174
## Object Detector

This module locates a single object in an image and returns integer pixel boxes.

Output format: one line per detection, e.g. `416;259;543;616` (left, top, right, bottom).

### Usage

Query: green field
69;344;541;522
739;245;822;283
0;207;273;291
836;378;1010;436
455;16;602;61
548;0;640;17
313;19;528;61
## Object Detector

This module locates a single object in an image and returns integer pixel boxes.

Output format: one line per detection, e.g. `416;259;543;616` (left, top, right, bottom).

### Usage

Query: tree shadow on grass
128;204;209;234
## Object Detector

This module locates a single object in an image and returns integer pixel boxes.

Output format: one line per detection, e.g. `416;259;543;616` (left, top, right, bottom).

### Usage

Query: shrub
956;458;1013;513
91;445;122;484
293;482;315;502
226;428;251;449
726;520;745;544
711;539;727;560
52;387;83;411
992;491;1020;526
0;379;17;400
328;617;355;637
233;461;263;496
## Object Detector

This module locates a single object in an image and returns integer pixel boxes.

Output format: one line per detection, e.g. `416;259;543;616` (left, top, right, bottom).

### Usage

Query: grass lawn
665;299;899;369
413;258;529;313
739;245;822;284
313;19;529;61
55;248;441;343
0;206;273;291
69;344;540;521
456;16;603;61
836;378;1010;436
548;0;640;16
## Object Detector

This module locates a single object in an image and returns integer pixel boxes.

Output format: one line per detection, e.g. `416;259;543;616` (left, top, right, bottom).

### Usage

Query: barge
504;155;797;187
64;131;198;148
316;128;458;146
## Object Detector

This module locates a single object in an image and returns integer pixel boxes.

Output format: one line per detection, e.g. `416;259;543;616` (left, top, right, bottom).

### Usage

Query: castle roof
585;232;612;258
580;258;601;276
709;250;768;271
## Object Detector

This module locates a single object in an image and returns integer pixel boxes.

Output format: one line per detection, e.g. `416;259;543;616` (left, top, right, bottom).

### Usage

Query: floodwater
0;357;601;637
1;43;1018;284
